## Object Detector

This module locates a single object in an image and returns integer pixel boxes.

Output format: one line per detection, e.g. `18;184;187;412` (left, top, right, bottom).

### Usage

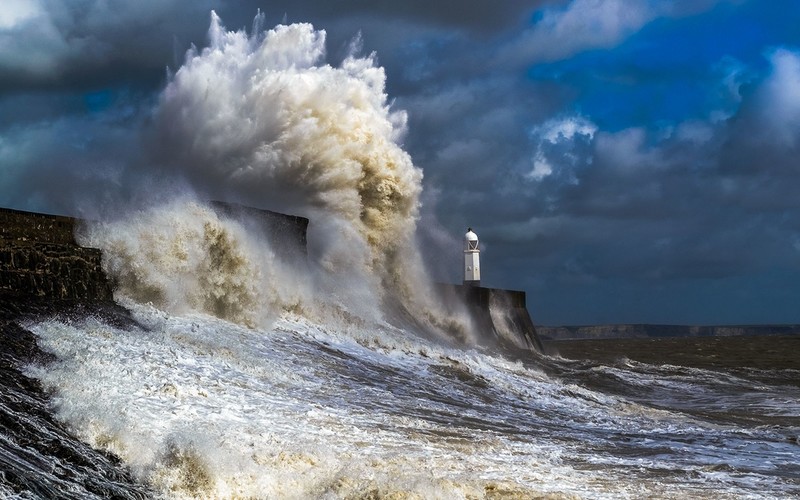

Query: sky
2;0;800;326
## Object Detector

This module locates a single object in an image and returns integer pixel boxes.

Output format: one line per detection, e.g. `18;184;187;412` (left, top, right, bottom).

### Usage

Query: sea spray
83;11;469;341
23;304;583;498
152;11;423;292
26;301;800;498
78;199;305;327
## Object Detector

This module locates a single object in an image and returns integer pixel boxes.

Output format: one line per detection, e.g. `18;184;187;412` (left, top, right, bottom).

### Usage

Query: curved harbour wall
0;204;310;303
0;205;543;353
436;284;544;353
0;208;112;301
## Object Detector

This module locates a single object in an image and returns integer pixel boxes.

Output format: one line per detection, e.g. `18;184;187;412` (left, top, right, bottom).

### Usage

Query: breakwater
0;208;153;497
0;205;543;354
0;204;310;303
437;284;544;353
209;201;309;263
0;208;112;301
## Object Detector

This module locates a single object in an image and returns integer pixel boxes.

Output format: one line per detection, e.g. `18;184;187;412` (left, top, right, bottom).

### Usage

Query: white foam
152;13;425;300
25;302;798;499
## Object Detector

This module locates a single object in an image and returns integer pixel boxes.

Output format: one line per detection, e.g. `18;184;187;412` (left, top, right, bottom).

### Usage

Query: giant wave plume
80;11;469;342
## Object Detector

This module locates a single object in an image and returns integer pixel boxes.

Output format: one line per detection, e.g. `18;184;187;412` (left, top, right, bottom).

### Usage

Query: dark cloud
404;32;800;324
2;0;800;325
218;0;552;34
0;0;216;91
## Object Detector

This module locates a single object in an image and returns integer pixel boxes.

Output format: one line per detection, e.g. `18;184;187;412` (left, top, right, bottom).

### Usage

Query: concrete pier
209;201;308;261
437;284;544;353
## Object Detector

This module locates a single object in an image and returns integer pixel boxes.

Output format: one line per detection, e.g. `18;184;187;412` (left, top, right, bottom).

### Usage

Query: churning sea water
1;299;795;499
2;12;798;499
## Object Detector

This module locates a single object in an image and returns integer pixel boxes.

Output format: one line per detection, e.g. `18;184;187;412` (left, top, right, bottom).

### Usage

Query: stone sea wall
210;201;309;263
0;208;112;301
0;204;311;303
0;205;545;354
437;284;544;353
0;207;77;245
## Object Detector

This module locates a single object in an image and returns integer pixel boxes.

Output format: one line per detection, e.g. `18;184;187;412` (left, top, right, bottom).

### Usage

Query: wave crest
153;12;422;283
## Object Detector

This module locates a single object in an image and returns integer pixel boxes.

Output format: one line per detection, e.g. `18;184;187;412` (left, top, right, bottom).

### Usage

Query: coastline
0;294;152;497
537;323;800;341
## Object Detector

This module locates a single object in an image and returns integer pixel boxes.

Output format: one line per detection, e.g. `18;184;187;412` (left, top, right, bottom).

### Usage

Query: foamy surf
24;300;799;499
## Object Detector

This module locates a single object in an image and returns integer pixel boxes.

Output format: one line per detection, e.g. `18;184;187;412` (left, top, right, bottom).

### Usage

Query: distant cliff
538;324;800;341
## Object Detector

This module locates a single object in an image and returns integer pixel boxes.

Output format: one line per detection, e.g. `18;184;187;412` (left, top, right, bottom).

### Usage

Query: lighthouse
463;227;480;286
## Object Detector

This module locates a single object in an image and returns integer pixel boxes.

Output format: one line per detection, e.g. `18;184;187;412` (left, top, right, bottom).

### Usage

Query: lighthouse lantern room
463;227;480;286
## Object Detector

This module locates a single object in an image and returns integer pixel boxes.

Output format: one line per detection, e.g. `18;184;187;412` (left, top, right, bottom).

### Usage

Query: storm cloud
2;0;800;325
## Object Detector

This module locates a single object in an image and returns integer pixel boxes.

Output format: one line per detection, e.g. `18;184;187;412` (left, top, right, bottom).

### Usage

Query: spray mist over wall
82;12;467;340
80;199;308;328
153;11;423;283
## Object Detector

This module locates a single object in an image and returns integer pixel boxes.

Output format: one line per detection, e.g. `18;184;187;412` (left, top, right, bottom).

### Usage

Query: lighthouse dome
464;227;479;251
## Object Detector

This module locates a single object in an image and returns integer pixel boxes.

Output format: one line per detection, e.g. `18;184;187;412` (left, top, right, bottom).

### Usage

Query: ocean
2;14;799;499
2;298;798;499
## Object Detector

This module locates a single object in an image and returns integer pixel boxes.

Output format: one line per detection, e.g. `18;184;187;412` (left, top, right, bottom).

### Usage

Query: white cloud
754;48;800;147
528;116;597;181
503;0;657;64
529;156;554;181
0;0;41;29
501;0;731;65
538;115;598;143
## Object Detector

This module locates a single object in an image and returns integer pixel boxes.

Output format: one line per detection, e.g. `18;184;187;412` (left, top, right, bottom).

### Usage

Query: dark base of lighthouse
436;283;544;354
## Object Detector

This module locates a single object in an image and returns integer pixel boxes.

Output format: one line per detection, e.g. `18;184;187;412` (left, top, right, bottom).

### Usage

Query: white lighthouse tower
463;227;480;286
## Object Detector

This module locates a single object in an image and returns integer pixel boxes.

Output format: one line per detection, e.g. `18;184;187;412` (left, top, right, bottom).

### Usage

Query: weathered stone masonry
0;208;112;301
